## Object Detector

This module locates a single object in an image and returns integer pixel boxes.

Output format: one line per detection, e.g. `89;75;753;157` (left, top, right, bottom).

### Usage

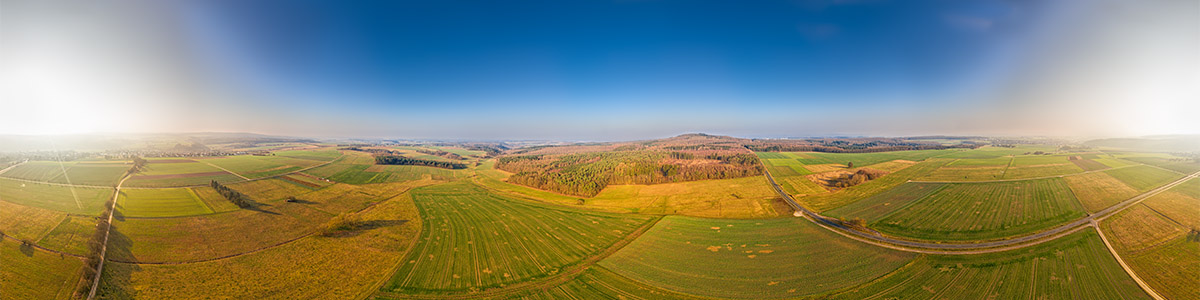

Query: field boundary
1093;221;1164;300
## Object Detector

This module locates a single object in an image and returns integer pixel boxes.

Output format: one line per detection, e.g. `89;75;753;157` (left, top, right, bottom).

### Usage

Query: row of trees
211;180;255;208
416;149;465;160
375;156;468;169
75;195;116;297
127;156;148;175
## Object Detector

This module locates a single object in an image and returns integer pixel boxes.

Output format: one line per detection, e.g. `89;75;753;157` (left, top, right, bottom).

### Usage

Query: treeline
828;169;887;188
497;150;764;197
747;143;974;153
75;193;116;297
375;155;467;169
211;180;255;208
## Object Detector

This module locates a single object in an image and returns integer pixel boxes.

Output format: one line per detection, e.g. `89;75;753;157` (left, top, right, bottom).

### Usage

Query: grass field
577;176;786;218
937;145;1058;159
380;182;656;295
106;201;333;263
1064;172;1139;213
832;230;1149;299
1125;237;1199;300
1104;165;1182;192
228;178;321;202
272;149;343;162
0;200;67;242
98;191;423;299
0;177;113;215
872;178;1085;241
0;160;128;186
799;159;951;212
125;159;243;187
294;180;441;214
1002;163;1085;179
197;155;327;179
918;165;1006;181
825;183;946;222
37;215;95;255
599;216;915;299
304;152;469;185
117;188;215;218
0;238;82;300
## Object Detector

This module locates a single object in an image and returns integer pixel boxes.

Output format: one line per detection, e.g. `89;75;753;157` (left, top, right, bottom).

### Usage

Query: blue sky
3;0;1197;140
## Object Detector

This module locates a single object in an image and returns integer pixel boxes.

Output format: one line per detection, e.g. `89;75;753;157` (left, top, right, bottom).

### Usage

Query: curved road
765;169;1199;253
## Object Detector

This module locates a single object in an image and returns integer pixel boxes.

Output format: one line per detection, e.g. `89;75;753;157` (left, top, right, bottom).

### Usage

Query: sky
1;0;1197;140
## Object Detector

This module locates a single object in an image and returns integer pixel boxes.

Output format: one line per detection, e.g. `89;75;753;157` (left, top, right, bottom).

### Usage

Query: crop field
800;159;951;212
1070;157;1110;171
1010;155;1070;166
585;176;787;218
294;179;440;214
1118;154;1200;174
1002;163;1085;179
831;230;1149;299
98;191;423;299
1101;204;1184;252
946;157;1011;167
37;215;95;255
190;186;241;213
380;182;656;295
0;177;112;215
107;200;333;263
872;178;1085;241
1126;237;1199;300
0;160;128;186
1104;165;1181;191
0;200;67;242
125;159;243;187
600;216;915;299
196;155;324;179
773;149;954;167
510;266;697;300
1063;172;1139;213
1094;157;1139;168
776;175;828;195
937;145;1058;159
825;183;946;222
272;149;343;162
0;237;83;300
918;165;1006;181
117;188;215;218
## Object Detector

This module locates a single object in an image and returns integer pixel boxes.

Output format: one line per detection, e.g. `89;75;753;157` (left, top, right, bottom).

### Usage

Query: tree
847;161;854;168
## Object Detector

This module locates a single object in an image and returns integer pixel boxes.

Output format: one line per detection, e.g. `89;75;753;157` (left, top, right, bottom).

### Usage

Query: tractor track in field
371;215;664;300
765;168;1199;254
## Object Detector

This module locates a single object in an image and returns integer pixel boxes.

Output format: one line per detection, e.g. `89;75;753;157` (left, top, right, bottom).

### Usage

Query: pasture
599;216;915;299
380;182;656;294
1063;172;1139;212
872;178;1085;241
116;188;215;218
98;191;422;299
832;230;1149;299
0;177;112;215
1104;165;1181;191
0;237;82;300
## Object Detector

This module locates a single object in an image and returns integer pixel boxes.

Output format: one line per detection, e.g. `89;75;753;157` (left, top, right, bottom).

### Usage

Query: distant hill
1084;135;1200;153
0;132;316;152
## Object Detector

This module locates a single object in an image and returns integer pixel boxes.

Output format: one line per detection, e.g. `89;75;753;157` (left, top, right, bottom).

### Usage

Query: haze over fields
2;0;1197;140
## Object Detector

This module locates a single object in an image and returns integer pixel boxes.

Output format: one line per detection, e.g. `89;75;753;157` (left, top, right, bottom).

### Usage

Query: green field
600;216;915;299
197;155;327;179
825;183;946;222
509;266;697;300
0;160;128;186
125;159;244;187
764;149;954;168
0;238;83;300
0;200;68;242
304;153;469;185
799;159;951;212
832;230;1149;299
117;188;215;217
37;215;96;255
228;178;321;202
1064;172;1139;213
0;177;113;215
937;145;1059;159
1104;165;1182;191
1101;179;1200;300
872;178;1085;241
273;149;343;162
380;182;656;295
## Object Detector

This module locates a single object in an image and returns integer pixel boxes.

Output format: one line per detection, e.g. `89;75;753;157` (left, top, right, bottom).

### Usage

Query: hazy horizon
2;0;1197;140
